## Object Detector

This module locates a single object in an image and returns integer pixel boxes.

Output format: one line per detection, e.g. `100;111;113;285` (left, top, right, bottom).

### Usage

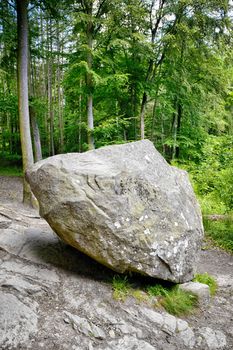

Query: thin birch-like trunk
86;7;95;150
16;0;34;205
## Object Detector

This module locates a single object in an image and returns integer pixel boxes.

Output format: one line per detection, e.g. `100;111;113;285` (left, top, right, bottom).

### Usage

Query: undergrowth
112;276;198;316
203;217;233;253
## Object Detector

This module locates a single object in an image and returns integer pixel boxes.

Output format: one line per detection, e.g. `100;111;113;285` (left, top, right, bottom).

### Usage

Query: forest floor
0;175;232;350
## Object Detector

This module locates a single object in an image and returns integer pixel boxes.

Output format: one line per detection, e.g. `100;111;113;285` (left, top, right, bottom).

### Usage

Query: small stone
109;329;115;338
179;282;210;304
176;319;189;332
64;318;70;324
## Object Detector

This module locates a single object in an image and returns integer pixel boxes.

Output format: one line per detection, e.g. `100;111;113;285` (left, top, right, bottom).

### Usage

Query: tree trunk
28;38;43;163
56;22;64;153
86;11;95;150
175;103;182;158
150;98;157;142
78;80;82;152
16;0;34;205
140;92;147;139
47;18;54;156
30;106;42;162
172;107;178;161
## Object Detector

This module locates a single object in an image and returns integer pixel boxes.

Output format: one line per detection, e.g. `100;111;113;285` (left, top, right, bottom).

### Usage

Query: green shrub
203;217;233;253
198;193;227;215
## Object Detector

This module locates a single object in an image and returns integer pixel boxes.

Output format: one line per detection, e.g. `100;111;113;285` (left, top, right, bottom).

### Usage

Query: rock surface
26;140;203;283
0;193;232;350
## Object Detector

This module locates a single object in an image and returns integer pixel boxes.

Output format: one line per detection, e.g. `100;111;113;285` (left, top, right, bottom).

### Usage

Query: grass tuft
193;272;217;296
160;287;198;316
147;284;168;297
112;275;131;301
112;277;199;316
147;284;198;316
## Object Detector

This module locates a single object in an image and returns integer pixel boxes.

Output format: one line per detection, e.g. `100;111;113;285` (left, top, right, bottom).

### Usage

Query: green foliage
175;135;233;214
0;0;232;224
197;192;228;215
193;273;217;296
147;284;198;316
203;217;233;253
147;284;168;297
160;287;198;317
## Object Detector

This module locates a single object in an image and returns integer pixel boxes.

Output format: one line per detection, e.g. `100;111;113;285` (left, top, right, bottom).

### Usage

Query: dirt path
0;176;232;350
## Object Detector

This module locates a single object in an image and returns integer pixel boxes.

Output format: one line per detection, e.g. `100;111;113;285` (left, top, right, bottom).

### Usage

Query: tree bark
30;106;42;162
87;18;95;150
56;21;64;153
16;0;34;205
28;38;43;163
140;92;147;139
46;17;55;156
175;103;182;158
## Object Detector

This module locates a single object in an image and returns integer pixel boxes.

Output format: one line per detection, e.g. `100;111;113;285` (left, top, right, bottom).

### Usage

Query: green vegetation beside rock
193;273;217;296
111;276;209;317
203;218;233;253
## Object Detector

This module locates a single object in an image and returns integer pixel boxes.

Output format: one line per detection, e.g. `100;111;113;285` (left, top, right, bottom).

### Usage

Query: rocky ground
0;175;232;350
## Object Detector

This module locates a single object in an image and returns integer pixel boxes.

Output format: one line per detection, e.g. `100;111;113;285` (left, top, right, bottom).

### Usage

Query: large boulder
26;140;203;283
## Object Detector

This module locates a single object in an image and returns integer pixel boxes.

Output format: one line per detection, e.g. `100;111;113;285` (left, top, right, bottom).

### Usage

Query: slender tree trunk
161;114;165;156
56;22;64;153
172;108;178;161
48;65;54;156
150;98;157;141
140;92;147;139
16;0;34;205
86;14;95;150
28;38;42;162
175;103;182;158
47;18;54;156
78;80;82;152
30;107;42;162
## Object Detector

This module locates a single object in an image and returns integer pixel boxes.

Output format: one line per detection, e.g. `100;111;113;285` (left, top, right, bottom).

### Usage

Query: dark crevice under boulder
26;140;203;283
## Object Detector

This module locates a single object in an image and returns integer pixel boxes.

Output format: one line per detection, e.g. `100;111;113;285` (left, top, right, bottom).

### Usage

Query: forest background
0;0;233;218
